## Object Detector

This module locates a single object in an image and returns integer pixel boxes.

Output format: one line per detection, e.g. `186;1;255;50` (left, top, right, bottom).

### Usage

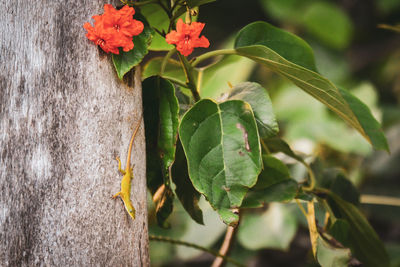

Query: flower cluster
166;19;210;57
84;4;144;54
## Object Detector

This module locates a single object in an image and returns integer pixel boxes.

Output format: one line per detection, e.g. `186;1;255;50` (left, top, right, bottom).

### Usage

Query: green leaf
237;203;297;250
179;99;262;224
226;82;279;138
171;141;204;224
217;208;240;227
142;57;189;86
302;2;353;50
140;3;173;51
245;155;298;204
112;15;153;79
199;55;255;99
233;21;388;151
263;137;304;163
142;76;179;226
328;219;351;248
330;173;360;206
233;44;388;151
338;87;389;152
316;236;351;267
327;192;390;267
252;179;298;203
235;21;317;71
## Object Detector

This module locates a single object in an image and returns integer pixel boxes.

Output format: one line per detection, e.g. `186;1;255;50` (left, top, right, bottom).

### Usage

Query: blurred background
147;0;400;266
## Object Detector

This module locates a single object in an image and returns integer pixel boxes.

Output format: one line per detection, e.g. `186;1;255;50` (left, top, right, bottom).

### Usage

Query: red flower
83;4;144;54
165;19;210;56
102;4;144;51
84;18;120;54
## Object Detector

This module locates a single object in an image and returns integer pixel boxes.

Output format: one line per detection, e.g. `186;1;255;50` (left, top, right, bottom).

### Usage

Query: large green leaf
226;82;279;138
112;15;153;79
142;76;179;226
179;99;262;224
233;21;388;151
233;45;388;151
235;21;317;71
171;140;204;224
327;192;390;267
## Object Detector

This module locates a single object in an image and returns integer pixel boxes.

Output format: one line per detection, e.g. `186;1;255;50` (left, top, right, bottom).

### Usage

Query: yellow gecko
112;117;142;220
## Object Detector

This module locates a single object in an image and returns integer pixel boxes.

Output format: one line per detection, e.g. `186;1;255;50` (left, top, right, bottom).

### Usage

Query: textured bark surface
0;1;149;266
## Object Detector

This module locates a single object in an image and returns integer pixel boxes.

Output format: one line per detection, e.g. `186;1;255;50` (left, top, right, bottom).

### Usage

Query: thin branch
212;208;239;267
192;49;236;67
161;48;177;75
301;161;316;192
148;235;245;267
178;52;200;101
360;194;400;207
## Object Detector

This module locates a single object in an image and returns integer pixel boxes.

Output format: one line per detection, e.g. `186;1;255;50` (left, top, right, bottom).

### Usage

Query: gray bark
0;1;149;266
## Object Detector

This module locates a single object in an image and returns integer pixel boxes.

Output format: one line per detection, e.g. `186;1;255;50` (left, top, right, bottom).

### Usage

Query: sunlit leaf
179;99;262;224
233;22;388;151
225;82;279;138
235;21;317;71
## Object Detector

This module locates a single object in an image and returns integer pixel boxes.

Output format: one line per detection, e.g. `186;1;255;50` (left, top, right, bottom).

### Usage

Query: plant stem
360;194;400;207
212;224;238;267
192;49;236;67
260;139;271;154
149;235;245;267
161;48;176;75
301;161;316;192
178;52;200;101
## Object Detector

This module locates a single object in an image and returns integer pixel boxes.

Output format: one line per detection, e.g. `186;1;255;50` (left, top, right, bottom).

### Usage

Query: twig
178;52;200;101
360;194;400;207
211;209;239;267
148;235;245;267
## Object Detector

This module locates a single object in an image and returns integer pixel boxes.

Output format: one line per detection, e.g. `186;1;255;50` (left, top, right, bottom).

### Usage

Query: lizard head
124;202;136;220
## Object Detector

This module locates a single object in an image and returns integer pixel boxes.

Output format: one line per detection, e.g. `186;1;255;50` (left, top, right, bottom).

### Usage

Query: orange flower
83;4;144;54
166;19;210;56
84;18;120;54
102;4;144;51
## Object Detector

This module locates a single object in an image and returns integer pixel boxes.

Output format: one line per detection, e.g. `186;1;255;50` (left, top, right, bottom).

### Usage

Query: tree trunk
0;1;149;266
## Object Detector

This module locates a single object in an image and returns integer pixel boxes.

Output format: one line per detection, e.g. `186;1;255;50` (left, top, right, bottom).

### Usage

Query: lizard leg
112;192;122;199
116;157;126;175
